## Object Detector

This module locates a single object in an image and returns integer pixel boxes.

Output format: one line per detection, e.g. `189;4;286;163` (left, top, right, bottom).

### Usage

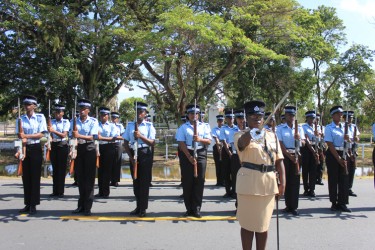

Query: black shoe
57;194;64;198
282;207;291;213
179;183;183;187
29;206;37;215
230;193;237;199
71;181;77;186
102;195;109;199
84;210;92;216
215;183;221;186
113;182;119;187
130;208;140;215
19;205;30;213
149;183;153;187
349;190;357;197
330;203;338;211
179;194;184;198
72;207;84;214
183;210;193;217
193;210;202;218
139;210;146;217
338;204;352;213
223;193;231;198
316;180;324;185
49;193;58;197
309;191;316;197
94;193;103;198
290;209;299;216
303;190;309;196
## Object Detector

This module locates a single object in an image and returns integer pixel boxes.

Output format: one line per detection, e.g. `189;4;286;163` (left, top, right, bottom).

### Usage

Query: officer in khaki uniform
234;100;285;250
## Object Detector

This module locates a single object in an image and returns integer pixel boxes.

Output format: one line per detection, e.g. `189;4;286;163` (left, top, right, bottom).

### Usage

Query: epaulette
36;113;45;117
89;117;97;122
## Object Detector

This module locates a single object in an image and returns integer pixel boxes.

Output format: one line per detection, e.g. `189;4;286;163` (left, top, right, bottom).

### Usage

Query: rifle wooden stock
69;112;78;175
133;119;138;180
193;119;198;178
17;117;26;176
342;121;349;175
69;159;75;175
294;119;300;175
95;132;100;168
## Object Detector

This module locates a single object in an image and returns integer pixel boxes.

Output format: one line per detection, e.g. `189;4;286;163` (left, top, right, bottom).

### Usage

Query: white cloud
338;0;375;18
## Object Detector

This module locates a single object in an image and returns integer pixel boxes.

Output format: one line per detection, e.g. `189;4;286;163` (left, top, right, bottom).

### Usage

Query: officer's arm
237;131;251;152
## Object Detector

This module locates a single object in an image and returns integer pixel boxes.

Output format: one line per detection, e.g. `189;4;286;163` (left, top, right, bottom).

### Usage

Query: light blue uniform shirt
113;122;125;135
276;123;306;149
99;121;118;137
16;113;47;135
51;118;70;139
211;126;221;139
123;121;156;145
347;123;360;139
302;123;316;142
219;124;239;149
176;121;212;147
69;116;98;137
324;122;344;147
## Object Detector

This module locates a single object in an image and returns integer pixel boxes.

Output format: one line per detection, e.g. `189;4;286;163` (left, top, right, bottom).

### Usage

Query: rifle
69;99;78;175
14;98;26;176
318;111;326;162
133;101;138;179
193;99;198;178
342;112;349;175
44;99;51;162
95;106;100;168
313;108;320;165
352;119;358;168
294;102;300;175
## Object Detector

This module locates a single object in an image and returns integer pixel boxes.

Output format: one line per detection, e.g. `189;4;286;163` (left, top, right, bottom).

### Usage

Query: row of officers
15;95;361;220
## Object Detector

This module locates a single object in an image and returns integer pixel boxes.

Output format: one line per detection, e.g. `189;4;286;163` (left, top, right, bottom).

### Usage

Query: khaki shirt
234;129;284;196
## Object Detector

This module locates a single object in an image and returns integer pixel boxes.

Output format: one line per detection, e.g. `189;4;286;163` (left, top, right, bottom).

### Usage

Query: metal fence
0;121;16;136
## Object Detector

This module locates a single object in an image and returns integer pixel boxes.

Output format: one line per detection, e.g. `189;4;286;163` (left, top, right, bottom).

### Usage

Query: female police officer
234;100;285;250
17;95;47;215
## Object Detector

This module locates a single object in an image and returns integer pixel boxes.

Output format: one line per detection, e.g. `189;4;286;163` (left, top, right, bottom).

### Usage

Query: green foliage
118;97;145;125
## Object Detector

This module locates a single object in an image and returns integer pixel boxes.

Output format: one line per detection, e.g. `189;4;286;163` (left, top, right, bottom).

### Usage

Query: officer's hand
314;152;319;162
339;158;347;168
18;132;25;139
193;135;200;142
294;133;300;140
355;136;359;142
188;155;196;165
134;131;140;139
277;184;285;198
344;134;350;141
72;131;80;138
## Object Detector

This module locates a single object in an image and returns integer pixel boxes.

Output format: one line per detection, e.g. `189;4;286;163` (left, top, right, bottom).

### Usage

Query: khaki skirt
236;194;275;233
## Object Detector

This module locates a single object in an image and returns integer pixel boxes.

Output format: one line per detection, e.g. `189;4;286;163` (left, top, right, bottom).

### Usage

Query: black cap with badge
243;101;265;115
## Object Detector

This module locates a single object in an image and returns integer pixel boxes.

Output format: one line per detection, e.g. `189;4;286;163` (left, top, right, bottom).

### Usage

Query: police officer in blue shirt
95;107;118;198
17;95;47;215
315;113;325;185
176;104;212;218
343;111;360;197
324;105;351;212
70;99;99;216
123;102;156;217
276;106;306;216
48;104;70;198
177;114;187;192
110;111;124;187
264;112;276;131
220;109;238;198
231;109;246;201
212;115;224;186
301;111;320;197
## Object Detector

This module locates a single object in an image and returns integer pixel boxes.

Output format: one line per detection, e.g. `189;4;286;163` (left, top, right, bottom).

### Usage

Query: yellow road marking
60;215;237;221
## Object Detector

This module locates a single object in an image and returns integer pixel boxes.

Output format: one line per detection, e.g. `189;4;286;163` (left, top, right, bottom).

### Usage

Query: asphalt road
0;177;374;250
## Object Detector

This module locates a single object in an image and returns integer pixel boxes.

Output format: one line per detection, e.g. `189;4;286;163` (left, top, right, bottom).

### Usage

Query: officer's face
332;112;342;123
111;117;118;123
217;119;223;126
246;114;263;129
306;116;314;124
137;109;146;120
100;113;108;123
225;116;233;125
285;113;295;124
54;110;64;120
79;106;90;117
187;112;198;122
24;103;36;112
236;117;245;125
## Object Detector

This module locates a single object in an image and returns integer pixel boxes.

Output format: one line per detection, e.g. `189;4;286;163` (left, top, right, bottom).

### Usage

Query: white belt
310;142;316;145
232;149;237;154
99;141;115;145
78;139;92;144
138;143;150;148
26;140;40;145
335;147;344;151
187;145;204;150
287;149;296;153
52;138;67;142
115;140;122;143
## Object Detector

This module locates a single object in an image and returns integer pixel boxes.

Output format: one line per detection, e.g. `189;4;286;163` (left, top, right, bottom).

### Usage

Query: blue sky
118;0;375;102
